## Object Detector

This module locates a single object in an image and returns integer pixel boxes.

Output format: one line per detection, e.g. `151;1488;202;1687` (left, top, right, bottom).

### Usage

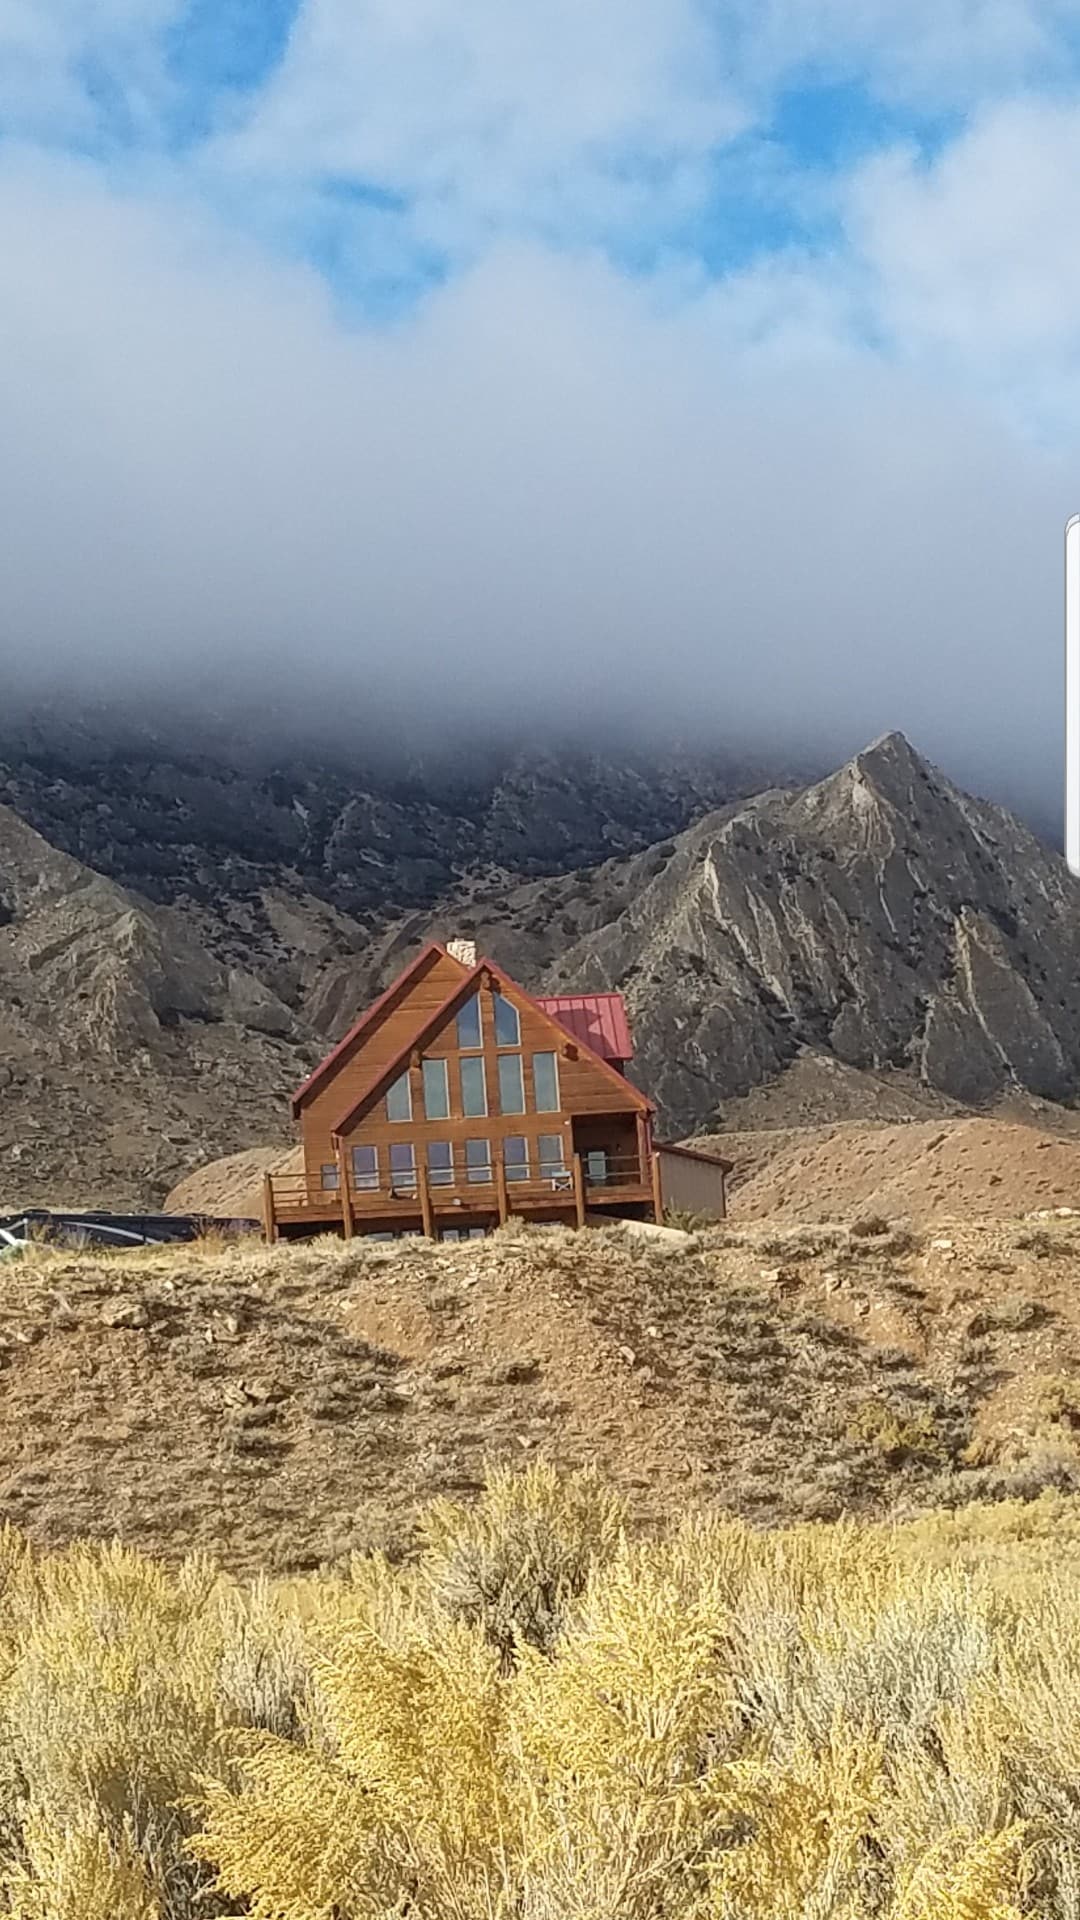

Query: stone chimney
446;937;478;968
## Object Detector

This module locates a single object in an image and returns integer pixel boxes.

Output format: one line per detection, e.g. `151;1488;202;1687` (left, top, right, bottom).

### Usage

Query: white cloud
2;2;1079;828
840;98;1080;433
211;0;749;252
0;0;183;145
724;0;1080;107
0;151;1067;823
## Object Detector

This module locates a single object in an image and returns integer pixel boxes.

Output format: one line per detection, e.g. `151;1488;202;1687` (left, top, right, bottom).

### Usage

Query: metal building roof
537;993;633;1063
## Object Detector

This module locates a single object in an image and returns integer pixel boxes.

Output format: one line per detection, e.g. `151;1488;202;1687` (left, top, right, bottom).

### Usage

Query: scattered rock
101;1300;150;1331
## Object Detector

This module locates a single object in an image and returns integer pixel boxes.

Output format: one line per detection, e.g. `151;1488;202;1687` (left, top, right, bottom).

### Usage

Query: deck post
262;1173;277;1246
572;1153;586;1230
336;1142;354;1240
649;1141;664;1224
635;1114;650;1187
419;1163;434;1240
495;1152;509;1227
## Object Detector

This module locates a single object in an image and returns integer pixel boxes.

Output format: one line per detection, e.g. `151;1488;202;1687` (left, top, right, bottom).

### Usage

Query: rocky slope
0;704;788;925
4;1215;1080;1570
0;806;319;1207
3;721;1079;1206
540;732;1080;1134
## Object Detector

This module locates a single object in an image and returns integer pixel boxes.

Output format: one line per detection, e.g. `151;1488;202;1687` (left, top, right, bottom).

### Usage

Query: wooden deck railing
263;1149;653;1240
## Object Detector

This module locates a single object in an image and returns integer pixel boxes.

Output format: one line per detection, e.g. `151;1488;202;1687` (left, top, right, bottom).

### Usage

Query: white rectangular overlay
1068;515;1080;875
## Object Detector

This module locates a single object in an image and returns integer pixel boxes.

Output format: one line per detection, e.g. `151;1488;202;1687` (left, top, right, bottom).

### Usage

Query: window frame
493;992;521;1047
456;994;483;1050
497;1052;526;1115
320;1162;340;1192
427;1141;454;1188
460;1055;488;1117
537;1133;568;1174
388;1141;417;1191
386;1070;413;1123
504;1135;529;1182
465;1138;493;1184
351;1143;379;1190
532;1050;561;1112
422;1056;450;1121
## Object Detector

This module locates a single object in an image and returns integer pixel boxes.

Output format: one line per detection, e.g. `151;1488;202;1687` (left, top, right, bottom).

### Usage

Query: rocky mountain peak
544;736;1080;1134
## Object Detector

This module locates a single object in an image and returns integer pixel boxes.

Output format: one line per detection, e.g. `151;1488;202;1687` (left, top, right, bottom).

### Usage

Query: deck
262;1150;657;1241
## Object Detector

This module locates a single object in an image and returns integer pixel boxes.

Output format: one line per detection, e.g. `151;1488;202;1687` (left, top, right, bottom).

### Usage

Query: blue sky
2;0;1080;815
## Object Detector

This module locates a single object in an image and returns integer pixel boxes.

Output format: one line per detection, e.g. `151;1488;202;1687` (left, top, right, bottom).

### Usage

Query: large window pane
422;1057;450;1120
351;1144;378;1190
428;1141;453;1187
497;1053;525;1115
389;1142;416;1190
532;1051;560;1112
456;995;482;1049
504;1136;529;1182
493;993;520;1046
465;1139;492;1184
386;1071;412;1122
461;1055;488;1116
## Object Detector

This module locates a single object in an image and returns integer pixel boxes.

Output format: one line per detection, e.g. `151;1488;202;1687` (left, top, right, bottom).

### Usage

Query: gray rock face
0;805;318;1208
544;733;1080;1134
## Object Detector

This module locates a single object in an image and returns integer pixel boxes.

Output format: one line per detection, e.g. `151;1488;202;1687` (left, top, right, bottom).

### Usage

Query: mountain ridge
2;725;1077;1207
538;730;1080;1133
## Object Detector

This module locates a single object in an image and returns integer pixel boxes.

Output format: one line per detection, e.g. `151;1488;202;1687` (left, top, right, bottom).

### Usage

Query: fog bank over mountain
0;166;1068;834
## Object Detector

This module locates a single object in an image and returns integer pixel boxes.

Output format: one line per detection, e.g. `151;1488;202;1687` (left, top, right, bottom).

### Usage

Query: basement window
386;1072;412;1123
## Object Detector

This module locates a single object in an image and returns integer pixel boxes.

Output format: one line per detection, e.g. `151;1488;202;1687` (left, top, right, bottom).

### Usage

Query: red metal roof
537;993;633;1063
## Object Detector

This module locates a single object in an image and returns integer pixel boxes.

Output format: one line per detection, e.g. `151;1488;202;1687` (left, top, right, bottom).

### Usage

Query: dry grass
2;1215;1080;1571
4;1465;1080;1916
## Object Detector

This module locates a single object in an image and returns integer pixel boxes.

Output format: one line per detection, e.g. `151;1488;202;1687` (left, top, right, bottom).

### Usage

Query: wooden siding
299;947;468;1182
332;976;643;1186
290;952;663;1236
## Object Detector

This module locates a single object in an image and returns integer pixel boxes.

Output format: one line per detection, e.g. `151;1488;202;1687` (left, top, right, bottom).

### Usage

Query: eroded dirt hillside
3;1214;1080;1572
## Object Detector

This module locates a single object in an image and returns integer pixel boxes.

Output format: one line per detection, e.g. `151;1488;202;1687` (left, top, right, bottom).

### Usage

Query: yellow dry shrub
4;1542;225;1826
892;1826;1028;1920
415;1459;627;1662
1;1804;160;1920
511;1548;731;1792
194;1597;518;1920
705;1725;883;1920
195;1734;379;1920
4;1467;1080;1920
0;1541;237;1918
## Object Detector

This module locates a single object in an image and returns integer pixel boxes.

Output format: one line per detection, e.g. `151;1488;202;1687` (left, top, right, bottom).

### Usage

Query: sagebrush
3;1463;1080;1915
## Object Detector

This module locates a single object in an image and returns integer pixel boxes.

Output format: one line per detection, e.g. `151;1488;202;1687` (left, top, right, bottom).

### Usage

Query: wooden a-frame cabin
262;939;731;1242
